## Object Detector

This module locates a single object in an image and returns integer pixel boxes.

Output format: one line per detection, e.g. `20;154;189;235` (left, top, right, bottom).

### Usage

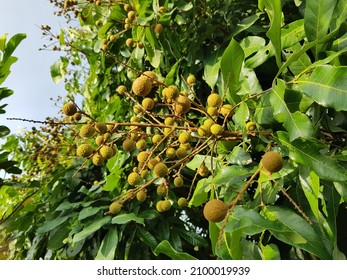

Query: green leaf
220;38;244;104
50;57;69;84
37;213;75;234
304;0;338;58
78;207;101;221
225;146;252;166
270;79;314;140
111;213;144;225
204;50;221;89
297;65;347;111
229;13;261;38
259;0;282;68
233;101;249;127
261;244;281;260
95;228;118;260
153;240;197;260
2;33;26;63
0;87;13;101
262;205;332;259
137;226;158;251
73;216;111;243
331;0;347;30
188;178;209;207
276;131;347;181
175;228;208;247
213;165;256;187
0;125;10;138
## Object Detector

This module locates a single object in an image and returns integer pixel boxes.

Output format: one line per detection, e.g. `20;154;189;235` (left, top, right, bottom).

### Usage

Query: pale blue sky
0;0;66;134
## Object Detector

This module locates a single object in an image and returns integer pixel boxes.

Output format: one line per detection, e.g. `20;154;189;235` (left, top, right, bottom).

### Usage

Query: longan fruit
207;93;222;107
246;121;257;132
122;138;136;152
132;76;152;97
154;23;164;33
136;190;147;202
76;144;93;157
109;201;122;215
136;139;147;151
62;103;77;116
210;124;223;135
137;151;150;163
153;162;169;178
142;97;155;110
80;124;95;138
128;172;141;186
174;95;191;115
220;104;233;117
174;176;184;187
187;74;196;85
177;197;188;207
178;131;191;144
261;151;283;174
92;153;105;166
203;199;228;223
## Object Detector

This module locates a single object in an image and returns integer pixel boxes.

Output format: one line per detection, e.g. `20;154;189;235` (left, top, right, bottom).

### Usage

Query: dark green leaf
153;240;197;260
111;213;144;225
95;228;118;260
73;216;111;243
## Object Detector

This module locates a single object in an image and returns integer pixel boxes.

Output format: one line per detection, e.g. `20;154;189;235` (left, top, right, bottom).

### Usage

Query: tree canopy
1;0;347;260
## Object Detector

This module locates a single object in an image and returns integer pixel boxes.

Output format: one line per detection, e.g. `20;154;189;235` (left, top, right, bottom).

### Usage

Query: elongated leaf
259;0;282;67
220;38;244;104
78;207;101;221
137;226;158;251
95;228;118;260
204;49;222;89
297;65;347;111
276;131;347;181
2;33;26;63
37;213;75;234
111;213;144;225
270;79;314;140
153;240;197;260
263;206;332;259
229;13;261;38
331;0;347;30
304;0;338;58
73;216;111;242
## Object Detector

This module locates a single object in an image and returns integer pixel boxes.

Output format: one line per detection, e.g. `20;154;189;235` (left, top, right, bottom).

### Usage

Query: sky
0;0;66;134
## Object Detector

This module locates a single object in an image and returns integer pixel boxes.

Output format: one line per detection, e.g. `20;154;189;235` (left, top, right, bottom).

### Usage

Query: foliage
1;0;347;260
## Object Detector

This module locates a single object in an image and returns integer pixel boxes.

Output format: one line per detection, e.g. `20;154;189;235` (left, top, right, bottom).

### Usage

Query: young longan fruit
132;76;152;97
203;199;228;223
136;190;147;202
76;144;93;157
174;95;191;115
187;74;196;85
99;145;114;160
210;124;223;135
153;162;169;178
80;124;95;138
261;151;283;174
174;176;184;188
207;93;222;107
122;138;136;152
136;139;147;151
154;23;164;34
128;172;141;186
109;201;122;215
62;103;77;116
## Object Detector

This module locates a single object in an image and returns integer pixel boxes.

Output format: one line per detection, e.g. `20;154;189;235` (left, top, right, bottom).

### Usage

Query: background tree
1;0;347;260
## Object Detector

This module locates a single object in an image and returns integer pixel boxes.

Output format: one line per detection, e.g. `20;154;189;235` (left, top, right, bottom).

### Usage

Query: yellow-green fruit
154;23;164;33
148;159;159;170
153;162;168;178
127;10;136;20
164;117;175;126
128;172;141;186
133;104;143;114
126;38;134;48
109;201;122;215
210;124;223;135
76;144;93;157
174;176;184;187
198;163;210;177
132;76;152;97
140;169;149;178
136;190;147;202
261;151;283;174
141;71;157;82
156;200;164;212
204;118;215;129
62;103;77;116
174;95;191;115
176;147;187;159
117;85;127;95
92;153;105;166
142;97;155;110
187;74;196;85
159;6;166;13
122;138;136;152
156;184;167;196
103;132;112;141
95;122;107;134
220;104;233;117
80;124;95;138
100;146;114;159
130;116;140;123
152;134;162;144
180;143;191;151
124;23;131;30
207;106;218;116
178;131;191;144
203;199;228;223
166;147;176;159
177;197;188;207
124;3;132;11
95;135;104;146
163;128;172;135
161;200;171;212
246;121;257;132
137;151;150;163
136;139;147;151
197;125;211;137
73;112;82;121
207;93;222;107
162;87;178;101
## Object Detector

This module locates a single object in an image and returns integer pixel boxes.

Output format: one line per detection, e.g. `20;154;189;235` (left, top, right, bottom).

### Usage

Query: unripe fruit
210;124;223;135
92;153;105;166
80;124;95;138
124;3;132;11
124;23;131;30
180;143;191;151
164;117;175;126
154;23;164;33
127;11;136;20
153;162;169;178
203;199;228;223
103;132;112;141
197;125;211;137
128;172;141;186
261;151;283;174
117;85;127;94
207;106;218;116
62;103;77;116
207;93;222;107
136;190;147;202
159;6;166;13
204;118;215;129
174;176;184;187
95;135;104;146
246;121;257;132
142;97;155;110
130;116;140;123
152;134;162;144
174;95;191;115
166;147;176;159
126;38;134;48
73;112;82;121
136;139;147;151
95;122;107;134
99;145;114;159
132;76;152;97
141;71;157;82
148;158;159;170
137;151;150;163
76;144;93;157
177;197;188;207
133;104;144;114
163;128;172;135
176;147;187;159
161;200;171;212
156;184;167;196
198;163;209;177
109;201;122;215
122;138;136;152
162;87;178;101
220;104;233;117
138;41;144;49
156;200;164;212
187;74;196;85
178;131;191;144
